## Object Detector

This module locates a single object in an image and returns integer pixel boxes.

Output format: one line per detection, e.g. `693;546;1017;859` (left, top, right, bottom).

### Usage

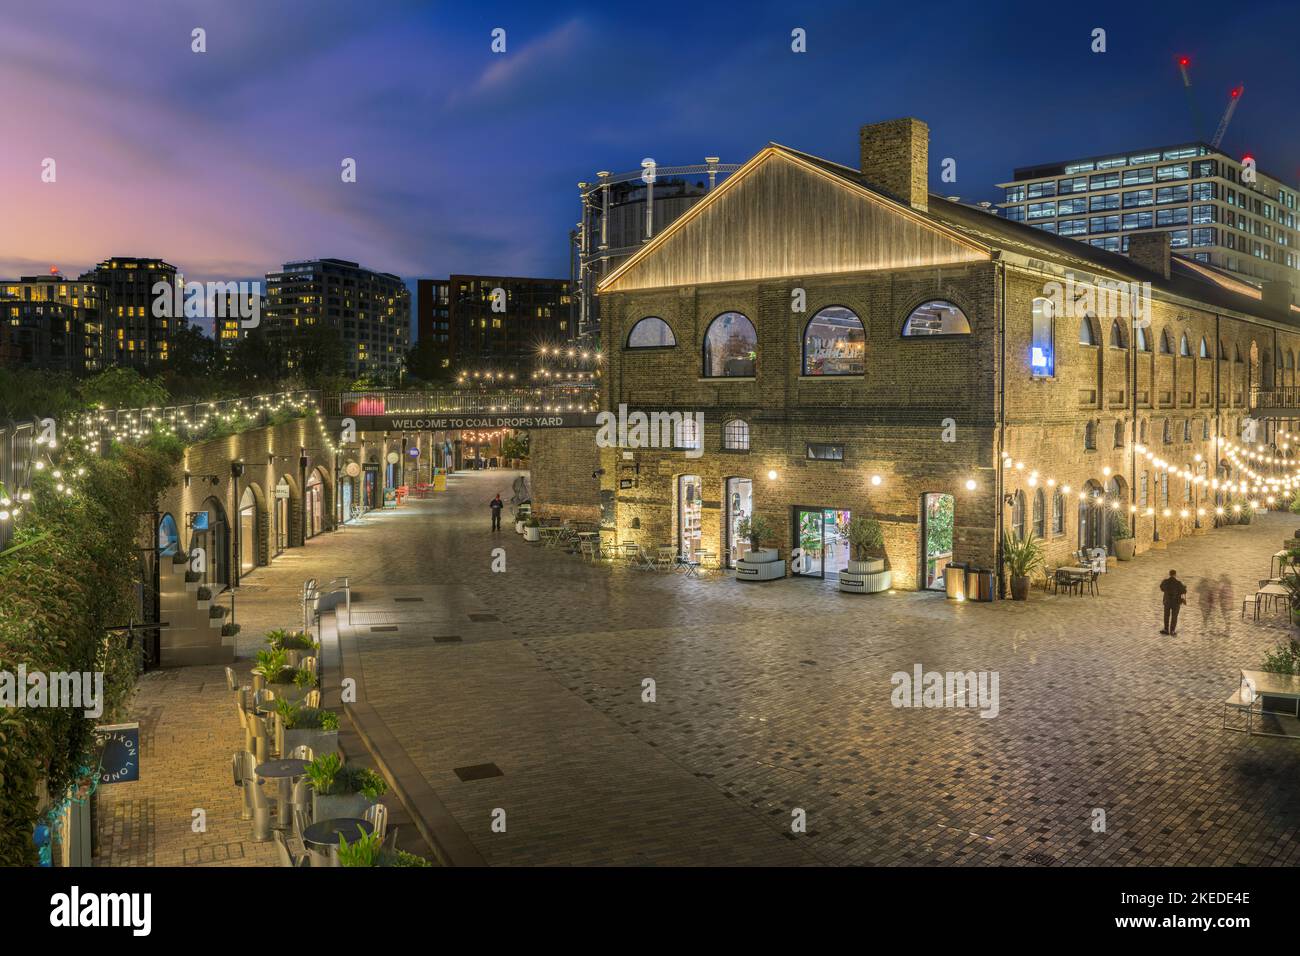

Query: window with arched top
1288;350;1295;369
1160;330;1173;354
1031;298;1055;376
1033;488;1046;538
1179;333;1190;357
1139;420;1148;444
1182;419;1191;442
1163;419;1171;443
627;316;676;348
1051;488;1064;535
1079;315;1098;346
1202;418;1210;440
1136;325;1150;352
1084;420;1097;450
802;306;865;375
1199;336;1209;359
1011;490;1026;540
1219;339;1229;360
1114;420;1125;448
901;300;971;336
702;312;756;377
1109;320;1127;349
723;419;750;451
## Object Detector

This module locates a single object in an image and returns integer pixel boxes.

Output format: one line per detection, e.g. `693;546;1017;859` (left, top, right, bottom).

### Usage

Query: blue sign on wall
95;723;141;785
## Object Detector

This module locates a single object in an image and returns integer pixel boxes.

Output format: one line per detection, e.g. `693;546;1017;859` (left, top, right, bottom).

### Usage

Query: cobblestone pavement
196;470;1300;865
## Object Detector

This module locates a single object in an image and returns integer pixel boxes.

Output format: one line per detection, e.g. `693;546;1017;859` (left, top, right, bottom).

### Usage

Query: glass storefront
305;471;323;538
239;486;258;574
678;475;702;558
922;493;953;590
191;496;229;589
274;478;290;555
792;507;851;578
157;513;180;557
724;477;753;568
340;479;354;523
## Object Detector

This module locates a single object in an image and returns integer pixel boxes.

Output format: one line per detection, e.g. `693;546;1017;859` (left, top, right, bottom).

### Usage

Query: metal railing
1253;387;1300;410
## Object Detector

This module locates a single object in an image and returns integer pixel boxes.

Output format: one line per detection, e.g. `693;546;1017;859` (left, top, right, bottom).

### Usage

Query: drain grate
468;613;499;622
394;597;424;603
454;762;504;782
433;635;463;644
370;625;399;633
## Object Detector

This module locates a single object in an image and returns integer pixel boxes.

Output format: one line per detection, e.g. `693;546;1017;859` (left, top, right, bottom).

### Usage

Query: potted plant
523;517;540;542
276;700;340;758
221;622;241;638
267;629;319;667
734;515;785;581
844;516;886;574
336;829;385;867
306;753;388;820
196;585;212;610
1002;532;1044;601
1110;513;1135;561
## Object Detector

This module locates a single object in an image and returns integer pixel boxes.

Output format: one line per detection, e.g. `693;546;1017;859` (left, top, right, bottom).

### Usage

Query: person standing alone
1160;569;1187;635
490;493;504;531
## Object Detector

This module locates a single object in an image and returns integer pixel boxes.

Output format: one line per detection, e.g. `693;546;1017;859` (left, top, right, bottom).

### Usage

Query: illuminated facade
78;257;178;368
0;274;102;372
417;275;571;375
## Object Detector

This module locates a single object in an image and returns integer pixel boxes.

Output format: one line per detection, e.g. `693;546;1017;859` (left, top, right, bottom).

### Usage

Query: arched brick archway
238;481;271;575
272;470;301;553
305;464;334;538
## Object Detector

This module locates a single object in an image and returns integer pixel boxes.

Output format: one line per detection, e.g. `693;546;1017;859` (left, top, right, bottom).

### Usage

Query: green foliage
843;516;884;561
737;514;773;550
277;702;338;731
266;629;316;651
255;647;288;682
924;495;954;555
304;752;343;795
292;667;318;690
0;437;175;864
79;367;170;411
501;433;529;461
1002;532;1045;578
337;828;385;867
1290;491;1300;517
385;849;434;867
1109;512;1133;540
1261;638;1300;675
304;753;386;798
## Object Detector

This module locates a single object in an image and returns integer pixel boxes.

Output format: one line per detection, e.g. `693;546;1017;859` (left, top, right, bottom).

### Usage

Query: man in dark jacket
1159;569;1187;635
490;493;504;531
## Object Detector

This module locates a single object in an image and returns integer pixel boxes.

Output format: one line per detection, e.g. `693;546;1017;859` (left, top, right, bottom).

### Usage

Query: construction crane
1176;56;1204;141
1211;85;1245;149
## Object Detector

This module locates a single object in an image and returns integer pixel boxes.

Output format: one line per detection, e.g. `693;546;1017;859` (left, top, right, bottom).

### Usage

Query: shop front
921;492;953;590
724;477;753;568
677;474;702;558
305;470;324;538
274;477;290;556
239;485;259;574
189;496;230;590
791;506;851;578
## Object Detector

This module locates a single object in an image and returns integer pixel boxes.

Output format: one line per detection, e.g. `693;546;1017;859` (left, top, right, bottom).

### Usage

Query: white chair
363;802;388;841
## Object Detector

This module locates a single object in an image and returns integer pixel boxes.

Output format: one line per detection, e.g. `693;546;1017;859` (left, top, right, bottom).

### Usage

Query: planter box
196;600;211;612
524;527;540;542
313;791;374;821
735;553;785;581
1113;539;1136;561
839;569;891;593
846;558;884;575
267;683;314;705
515;521;525;534
284;727;339;760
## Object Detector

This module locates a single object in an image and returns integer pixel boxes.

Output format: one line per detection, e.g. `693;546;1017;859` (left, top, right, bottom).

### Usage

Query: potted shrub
196;585;212;610
734;515;785;581
306;753;388;820
1110;513;1135;561
267;629;319;667
1002;532;1044;601
221;622;241;638
276;700;340;758
844;516;886;574
523;518;540;542
336;829;385;867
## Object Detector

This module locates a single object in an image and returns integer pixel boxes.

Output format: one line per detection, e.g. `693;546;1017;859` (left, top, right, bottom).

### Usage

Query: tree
404;339;454;385
78;367;170;410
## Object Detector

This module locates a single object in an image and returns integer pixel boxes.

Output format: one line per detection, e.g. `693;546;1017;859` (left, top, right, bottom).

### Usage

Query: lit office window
1031;298;1055;377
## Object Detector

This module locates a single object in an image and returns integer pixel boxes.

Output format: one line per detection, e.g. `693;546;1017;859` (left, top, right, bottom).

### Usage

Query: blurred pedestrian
1194;576;1216;632
1217;573;1235;632
1159;569;1187;635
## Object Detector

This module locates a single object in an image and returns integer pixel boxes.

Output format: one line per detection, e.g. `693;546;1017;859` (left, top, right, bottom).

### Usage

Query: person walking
489;493;504;531
1159;569;1187;635
1217;573;1235;633
1194;576;1216;633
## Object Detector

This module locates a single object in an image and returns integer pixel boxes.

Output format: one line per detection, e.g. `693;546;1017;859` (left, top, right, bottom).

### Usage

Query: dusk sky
4;0;1299;337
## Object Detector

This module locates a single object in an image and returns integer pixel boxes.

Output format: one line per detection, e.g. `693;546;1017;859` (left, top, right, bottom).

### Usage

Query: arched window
1084;420;1097;450
1136;325;1150;352
1109;320;1127;349
1032;488;1046;538
1179;333;1190;357
1219;339;1229;360
157;513;180;557
1031;297;1055;376
1139;419;1148;444
1199;336;1209;359
1202;418;1210;440
723;419;750;451
1079;315;1098;346
702;312;756;377
1114;420;1125;448
902;300;971;336
1182;419;1191;442
1011;490;1026;540
1234;344;1243;363
1160;330;1173;354
1051;488;1064;534
802;306;865;375
627;316;676;348
1288;350;1295;370
1163;419;1172;443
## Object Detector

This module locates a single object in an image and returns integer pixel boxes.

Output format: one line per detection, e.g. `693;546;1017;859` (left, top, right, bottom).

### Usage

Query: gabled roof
599;137;1298;327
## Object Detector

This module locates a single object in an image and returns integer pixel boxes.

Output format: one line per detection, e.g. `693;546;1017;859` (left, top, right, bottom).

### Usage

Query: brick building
532;117;1300;594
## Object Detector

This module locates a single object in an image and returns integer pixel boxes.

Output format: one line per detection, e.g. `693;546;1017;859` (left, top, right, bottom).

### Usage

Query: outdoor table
1272;550;1290;579
302;817;373;867
256;758;309;829
1252;583;1289;620
1238;670;1300;737
538;527;564;548
1055;566;1090;594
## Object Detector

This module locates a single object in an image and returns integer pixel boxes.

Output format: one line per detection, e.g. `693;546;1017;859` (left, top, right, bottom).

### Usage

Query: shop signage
345;462;361;477
343;412;598;432
408;447;420;457
386;451;400;464
95;723;140;785
274;478;290;500
619;478;635;489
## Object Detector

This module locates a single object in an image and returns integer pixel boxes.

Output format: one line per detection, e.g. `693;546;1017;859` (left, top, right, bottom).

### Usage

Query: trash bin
965;566;994;602
945;562;968;600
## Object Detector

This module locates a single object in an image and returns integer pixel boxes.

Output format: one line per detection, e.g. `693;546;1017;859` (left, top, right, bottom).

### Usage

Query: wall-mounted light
965;479;977;491
870;474;882;486
767;469;778;481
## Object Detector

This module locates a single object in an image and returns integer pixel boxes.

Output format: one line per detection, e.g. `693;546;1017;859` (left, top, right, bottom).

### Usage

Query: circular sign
386;451;400;464
408;447;420;457
345;462;361;478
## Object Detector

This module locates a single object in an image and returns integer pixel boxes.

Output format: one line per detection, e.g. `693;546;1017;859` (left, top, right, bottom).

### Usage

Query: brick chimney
1262;279;1293;315
860;118;928;213
1127;232;1171;280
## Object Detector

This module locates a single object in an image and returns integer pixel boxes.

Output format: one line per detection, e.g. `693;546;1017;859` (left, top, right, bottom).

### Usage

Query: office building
0;273;102;371
79;257;178;367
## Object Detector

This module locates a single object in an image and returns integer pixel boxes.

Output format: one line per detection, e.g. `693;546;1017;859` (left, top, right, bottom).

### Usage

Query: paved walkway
108;469;1300;866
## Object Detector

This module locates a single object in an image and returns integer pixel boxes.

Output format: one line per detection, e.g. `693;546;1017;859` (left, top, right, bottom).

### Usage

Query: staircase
159;551;235;667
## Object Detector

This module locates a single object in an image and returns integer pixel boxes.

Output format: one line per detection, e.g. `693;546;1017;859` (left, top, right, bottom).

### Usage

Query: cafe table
1238;670;1300;737
256;758;309;829
1253;583;1289;620
302;817;373;867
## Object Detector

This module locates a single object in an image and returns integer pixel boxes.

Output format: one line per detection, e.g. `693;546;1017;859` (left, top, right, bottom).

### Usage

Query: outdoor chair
579;540;596;562
225;666;238;692
246;773;274;842
273;829;308;868
232;750;252;820
303;689;321;709
247;714;271;763
363;802;389;841
288;744;313;761
656;546;675;571
1084;569;1100;596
